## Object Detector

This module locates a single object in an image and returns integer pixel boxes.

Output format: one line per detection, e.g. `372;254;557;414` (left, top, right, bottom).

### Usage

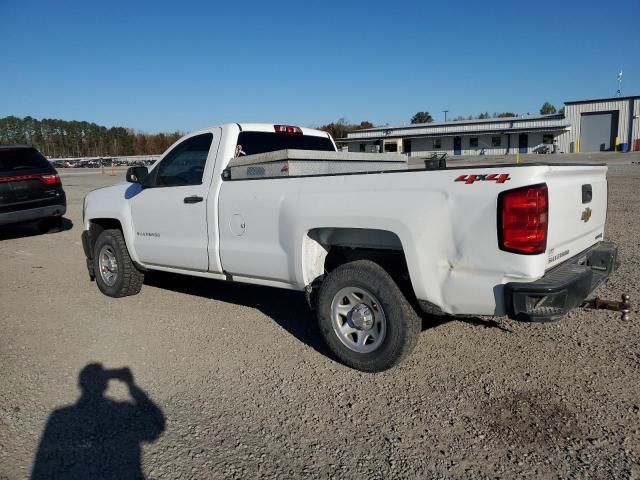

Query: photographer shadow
31;363;165;480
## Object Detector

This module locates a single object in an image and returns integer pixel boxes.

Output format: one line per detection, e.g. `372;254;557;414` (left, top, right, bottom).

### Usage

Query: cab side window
150;133;213;187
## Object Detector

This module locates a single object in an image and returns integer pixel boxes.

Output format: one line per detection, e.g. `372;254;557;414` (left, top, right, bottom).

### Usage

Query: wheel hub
102;259;116;273
350;303;374;330
98;245;118;287
330;287;387;354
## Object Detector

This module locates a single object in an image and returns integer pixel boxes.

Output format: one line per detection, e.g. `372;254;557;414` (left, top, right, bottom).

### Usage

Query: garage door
580;111;619;152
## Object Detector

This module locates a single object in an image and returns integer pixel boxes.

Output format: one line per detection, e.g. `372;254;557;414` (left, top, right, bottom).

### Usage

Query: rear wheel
316;260;421;372
93;229;144;297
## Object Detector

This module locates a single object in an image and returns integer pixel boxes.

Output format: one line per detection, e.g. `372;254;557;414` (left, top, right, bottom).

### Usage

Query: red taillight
274;125;303;134
0;173;60;185
498;183;548;254
40;174;60;185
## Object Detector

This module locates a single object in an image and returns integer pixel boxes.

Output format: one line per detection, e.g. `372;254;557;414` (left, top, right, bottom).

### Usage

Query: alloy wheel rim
330;286;386;353
98;245;118;287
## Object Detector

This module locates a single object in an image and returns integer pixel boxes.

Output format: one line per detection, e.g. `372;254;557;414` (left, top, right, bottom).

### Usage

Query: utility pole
616;69;623;97
443;110;449;122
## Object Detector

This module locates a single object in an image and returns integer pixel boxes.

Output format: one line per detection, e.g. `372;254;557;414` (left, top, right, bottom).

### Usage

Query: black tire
316;260;421;372
93;228;144;297
38;216;63;233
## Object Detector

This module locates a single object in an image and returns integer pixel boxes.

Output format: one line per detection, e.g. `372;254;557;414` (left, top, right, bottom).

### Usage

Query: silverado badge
581;207;592;223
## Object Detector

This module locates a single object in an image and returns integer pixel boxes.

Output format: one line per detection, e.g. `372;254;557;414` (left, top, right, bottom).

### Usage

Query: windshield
0;148;52;173
236;132;335;156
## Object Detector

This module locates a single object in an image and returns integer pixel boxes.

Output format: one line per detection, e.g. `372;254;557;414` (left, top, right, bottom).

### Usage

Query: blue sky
1;0;639;133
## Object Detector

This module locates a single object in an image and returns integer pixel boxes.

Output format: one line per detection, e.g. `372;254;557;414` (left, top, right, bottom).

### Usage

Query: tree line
317;118;374;141
0;116;183;158
2;101;566;156
410;102;564;124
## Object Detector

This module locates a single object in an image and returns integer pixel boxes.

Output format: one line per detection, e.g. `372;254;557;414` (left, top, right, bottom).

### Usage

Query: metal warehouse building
341;95;640;157
559;96;640;153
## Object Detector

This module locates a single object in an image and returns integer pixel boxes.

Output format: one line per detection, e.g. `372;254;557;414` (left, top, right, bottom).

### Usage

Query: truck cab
83;124;335;273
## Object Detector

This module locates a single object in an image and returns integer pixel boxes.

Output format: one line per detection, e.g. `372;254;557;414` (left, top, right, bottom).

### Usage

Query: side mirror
126;166;149;185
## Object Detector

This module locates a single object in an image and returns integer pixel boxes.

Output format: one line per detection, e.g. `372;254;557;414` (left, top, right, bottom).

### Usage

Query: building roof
340;125;569;142
342;114;570;142
564;95;640;105
350;114;565;134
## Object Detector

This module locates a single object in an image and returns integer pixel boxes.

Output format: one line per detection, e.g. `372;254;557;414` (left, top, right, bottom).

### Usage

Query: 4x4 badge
454;174;510;184
581;207;592;222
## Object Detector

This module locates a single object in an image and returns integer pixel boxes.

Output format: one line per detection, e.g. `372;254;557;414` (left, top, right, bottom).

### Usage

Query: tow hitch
583;294;631;321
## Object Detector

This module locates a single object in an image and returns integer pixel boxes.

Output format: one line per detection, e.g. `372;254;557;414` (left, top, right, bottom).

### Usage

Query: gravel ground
1;164;639;479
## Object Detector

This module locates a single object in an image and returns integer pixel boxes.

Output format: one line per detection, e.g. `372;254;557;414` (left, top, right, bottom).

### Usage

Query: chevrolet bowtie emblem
581;207;592;222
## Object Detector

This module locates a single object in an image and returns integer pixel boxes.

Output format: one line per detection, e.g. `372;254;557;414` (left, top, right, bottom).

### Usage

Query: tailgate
545;165;608;269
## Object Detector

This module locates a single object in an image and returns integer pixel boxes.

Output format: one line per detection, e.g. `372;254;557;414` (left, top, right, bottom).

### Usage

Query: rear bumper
504;241;618;322
0;204;66;226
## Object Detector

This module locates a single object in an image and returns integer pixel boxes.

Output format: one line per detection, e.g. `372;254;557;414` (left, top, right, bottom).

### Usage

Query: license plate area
9;179;49;201
10;181;30;201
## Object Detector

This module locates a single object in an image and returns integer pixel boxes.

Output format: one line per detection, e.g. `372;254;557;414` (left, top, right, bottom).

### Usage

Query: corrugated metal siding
345;132;561;157
558;99;631;152
409;136;455;156
555;130;571;153
633;99;640;151
349;130;385;139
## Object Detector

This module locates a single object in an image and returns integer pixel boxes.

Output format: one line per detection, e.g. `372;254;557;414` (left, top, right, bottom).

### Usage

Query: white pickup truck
81;123;621;371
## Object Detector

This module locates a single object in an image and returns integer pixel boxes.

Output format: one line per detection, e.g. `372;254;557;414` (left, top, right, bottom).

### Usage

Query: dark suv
0;146;66;230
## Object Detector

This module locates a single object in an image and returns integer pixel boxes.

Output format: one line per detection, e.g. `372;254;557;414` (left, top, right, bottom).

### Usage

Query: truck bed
224;155;606;181
225;149;408;179
218;161;609;315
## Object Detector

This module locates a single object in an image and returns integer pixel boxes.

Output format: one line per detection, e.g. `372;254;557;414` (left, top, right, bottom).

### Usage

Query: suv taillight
0;173;60;184
40;174;60;185
498;183;548;254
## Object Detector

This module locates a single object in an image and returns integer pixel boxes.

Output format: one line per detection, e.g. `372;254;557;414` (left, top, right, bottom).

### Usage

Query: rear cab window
0;148;52;174
235;131;335;156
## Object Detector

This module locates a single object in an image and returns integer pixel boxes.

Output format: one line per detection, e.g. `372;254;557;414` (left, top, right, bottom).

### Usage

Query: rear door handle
184;195;203;204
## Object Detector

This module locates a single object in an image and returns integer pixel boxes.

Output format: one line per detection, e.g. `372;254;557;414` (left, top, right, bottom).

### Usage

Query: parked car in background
0;145;66;231
86;159;101;168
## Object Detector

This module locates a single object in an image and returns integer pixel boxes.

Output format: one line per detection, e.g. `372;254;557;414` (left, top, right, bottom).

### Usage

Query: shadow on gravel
420;313;513;333
31;363;165;480
144;271;330;355
0;217;73;241
145;272;511;360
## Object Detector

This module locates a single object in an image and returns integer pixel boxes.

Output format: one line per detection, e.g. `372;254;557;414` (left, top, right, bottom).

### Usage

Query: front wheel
316;260;421;372
93;229;144;297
